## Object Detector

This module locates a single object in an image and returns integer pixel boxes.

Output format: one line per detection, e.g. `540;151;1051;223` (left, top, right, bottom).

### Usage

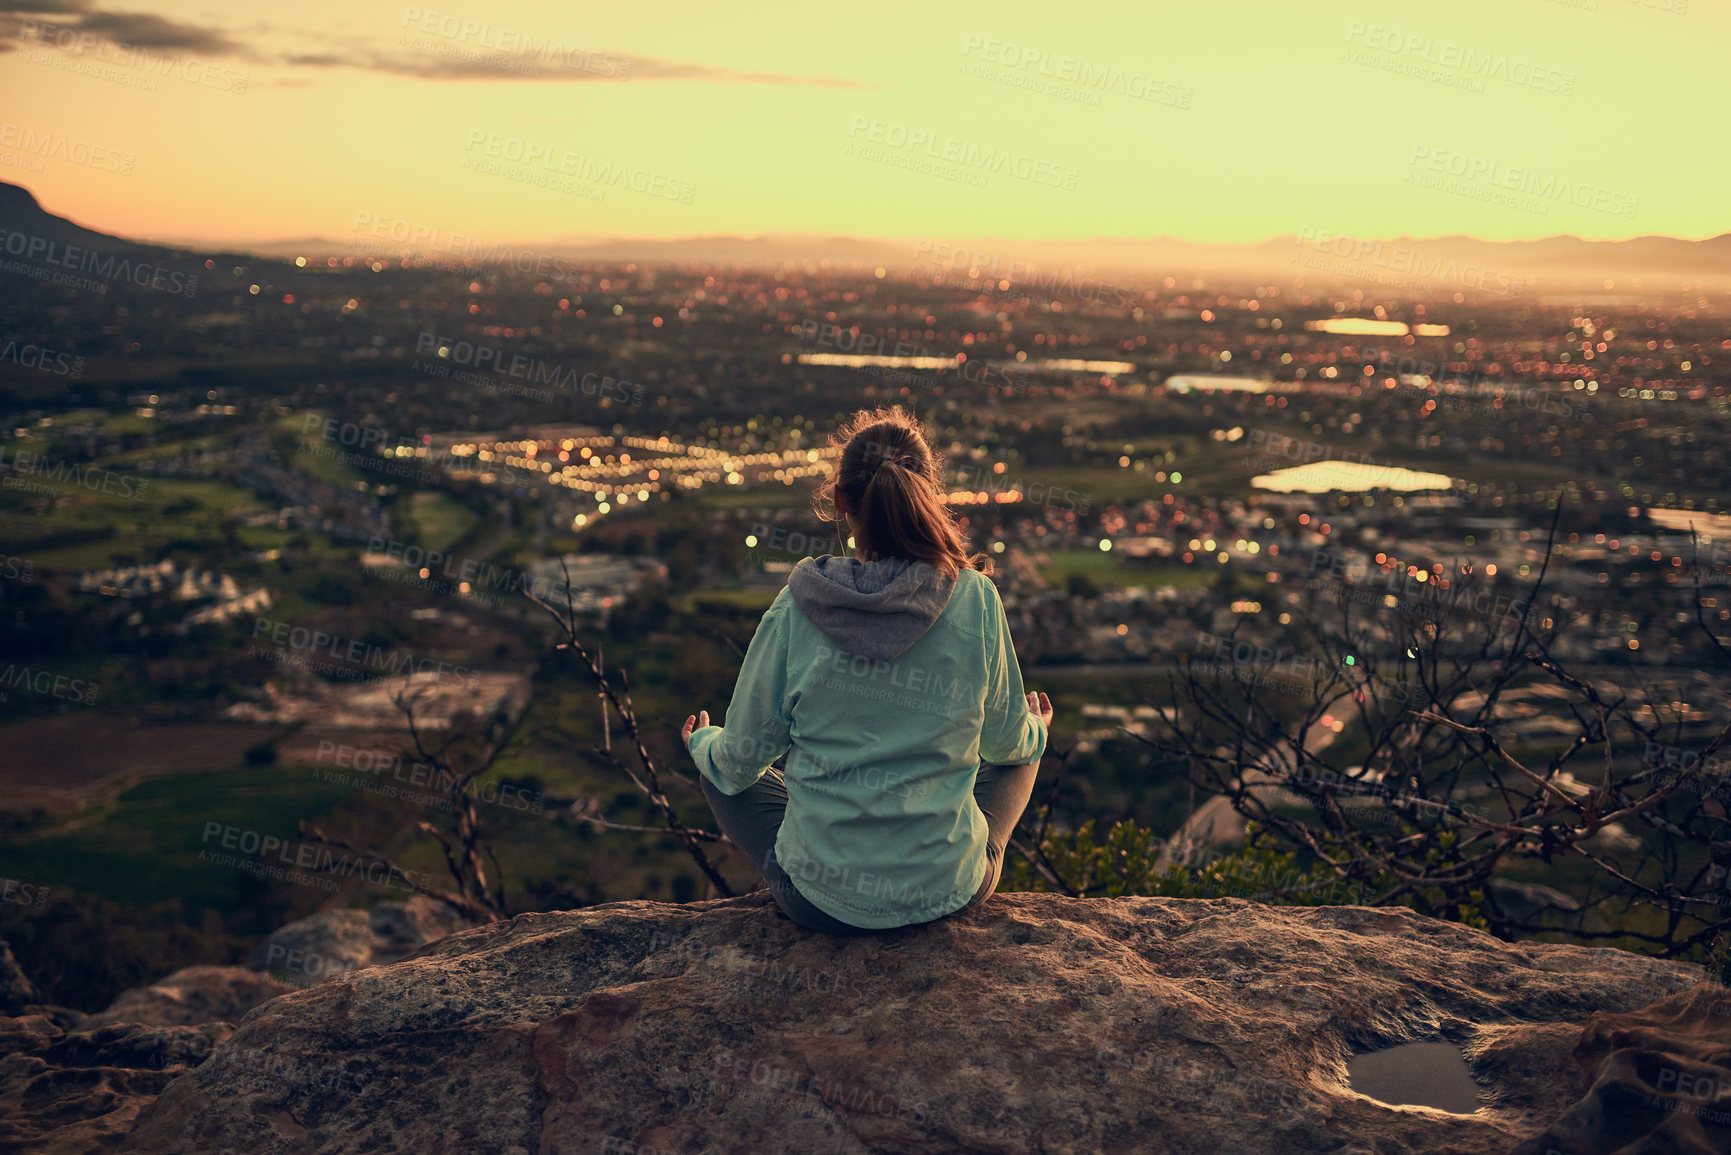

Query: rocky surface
81;965;294;1029
245;895;475;988
0;964;288;1154
0;1015;231;1154
115;891;1721;1155
0;940;40;1018
0;898;475;1154
1510;980;1731;1154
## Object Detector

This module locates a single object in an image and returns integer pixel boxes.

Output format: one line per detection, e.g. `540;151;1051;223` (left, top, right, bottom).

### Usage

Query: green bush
1001;818;1490;929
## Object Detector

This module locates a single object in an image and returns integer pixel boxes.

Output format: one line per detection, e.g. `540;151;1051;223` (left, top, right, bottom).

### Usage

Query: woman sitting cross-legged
681;405;1051;934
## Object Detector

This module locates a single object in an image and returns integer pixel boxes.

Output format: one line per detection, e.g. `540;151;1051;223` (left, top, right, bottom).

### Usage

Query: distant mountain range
224;227;1731;288
7;181;1726;286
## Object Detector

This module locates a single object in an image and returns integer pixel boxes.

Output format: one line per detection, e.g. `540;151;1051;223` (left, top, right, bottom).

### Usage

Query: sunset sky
1;0;1724;249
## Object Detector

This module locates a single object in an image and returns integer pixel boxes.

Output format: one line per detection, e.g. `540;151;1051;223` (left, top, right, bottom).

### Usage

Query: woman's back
688;558;1046;928
685;404;1047;932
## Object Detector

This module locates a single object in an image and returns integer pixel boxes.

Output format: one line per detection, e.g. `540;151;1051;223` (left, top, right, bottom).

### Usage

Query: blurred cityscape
2;177;1727;968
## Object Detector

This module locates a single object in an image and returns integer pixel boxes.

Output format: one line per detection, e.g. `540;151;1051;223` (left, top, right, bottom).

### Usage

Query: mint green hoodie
686;556;1046;929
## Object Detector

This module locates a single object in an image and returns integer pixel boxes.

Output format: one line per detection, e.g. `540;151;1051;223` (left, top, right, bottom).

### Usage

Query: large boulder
81;965;294;1029
245;896;474;988
118;892;1719;1154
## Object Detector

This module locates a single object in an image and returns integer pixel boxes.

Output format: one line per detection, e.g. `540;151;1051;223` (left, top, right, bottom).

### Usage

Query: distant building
78;560;273;633
1164;375;1277;393
526;553;667;613
1115;535;1175;559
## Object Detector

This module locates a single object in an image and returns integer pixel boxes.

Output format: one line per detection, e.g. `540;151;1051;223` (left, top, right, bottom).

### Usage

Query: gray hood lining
785;555;958;662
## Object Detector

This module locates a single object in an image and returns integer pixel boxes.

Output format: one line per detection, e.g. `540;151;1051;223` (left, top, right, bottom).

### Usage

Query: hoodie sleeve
687;595;792;794
978;577;1047;767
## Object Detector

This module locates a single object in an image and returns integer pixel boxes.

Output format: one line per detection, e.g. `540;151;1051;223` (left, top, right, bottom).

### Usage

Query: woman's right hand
1026;690;1052;728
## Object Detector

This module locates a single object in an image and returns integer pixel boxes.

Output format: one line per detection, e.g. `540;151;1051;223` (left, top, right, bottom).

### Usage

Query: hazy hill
0;182;255;274
245;223;1731;289
0;182;133;251
9;180;1726;289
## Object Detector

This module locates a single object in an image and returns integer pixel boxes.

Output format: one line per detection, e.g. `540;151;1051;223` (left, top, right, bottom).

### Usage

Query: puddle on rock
1346;1041;1481;1113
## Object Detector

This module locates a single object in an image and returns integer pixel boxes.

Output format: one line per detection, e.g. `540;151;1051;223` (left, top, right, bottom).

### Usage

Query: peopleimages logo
313;740;546;814
350;211;582;283
463;130;695;203
18;19;248;92
913;238;1148;308
199;822;431;895
0;445;147;498
363;535;562;601
1343;21;1576;95
746;521;832;560
401;8;631;77
1406;145;1639;220
1307;549;1539;629
845;116;1080;190
0;663;100;705
414;332;643;405
951;461;1089;514
959;35;1193;109
0;228;198;296
1;876;51;910
710;1050;936;1128
300;414;455;485
644;930;872;1002
0;122;134;175
793;319;1029;394
250;615;481;689
0;338;84;379
1292;227;1527;299
302;414;402;454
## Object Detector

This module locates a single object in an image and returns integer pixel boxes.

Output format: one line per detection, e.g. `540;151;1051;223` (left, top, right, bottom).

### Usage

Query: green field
408;492;478;551
106;432;237;465
1011;465;1169;508
693;485;815;510
1038;549;1238;591
289;442;368;488
6;472;270;571
0;766;355;915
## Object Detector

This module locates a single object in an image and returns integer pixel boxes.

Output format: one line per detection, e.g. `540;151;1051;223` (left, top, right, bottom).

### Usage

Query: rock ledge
109;892;1722;1154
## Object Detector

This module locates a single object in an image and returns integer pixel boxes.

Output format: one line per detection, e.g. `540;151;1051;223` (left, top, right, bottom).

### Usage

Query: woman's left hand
680;710;710;747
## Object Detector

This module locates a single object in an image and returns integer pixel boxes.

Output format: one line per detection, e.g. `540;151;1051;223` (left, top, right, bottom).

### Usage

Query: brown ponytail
813;406;990;580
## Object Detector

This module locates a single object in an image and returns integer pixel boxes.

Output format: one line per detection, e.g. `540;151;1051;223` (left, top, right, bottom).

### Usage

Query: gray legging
699;757;1041;934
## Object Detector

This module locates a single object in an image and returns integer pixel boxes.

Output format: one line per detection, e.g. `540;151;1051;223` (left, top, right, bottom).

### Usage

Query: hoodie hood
785;555;957;662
